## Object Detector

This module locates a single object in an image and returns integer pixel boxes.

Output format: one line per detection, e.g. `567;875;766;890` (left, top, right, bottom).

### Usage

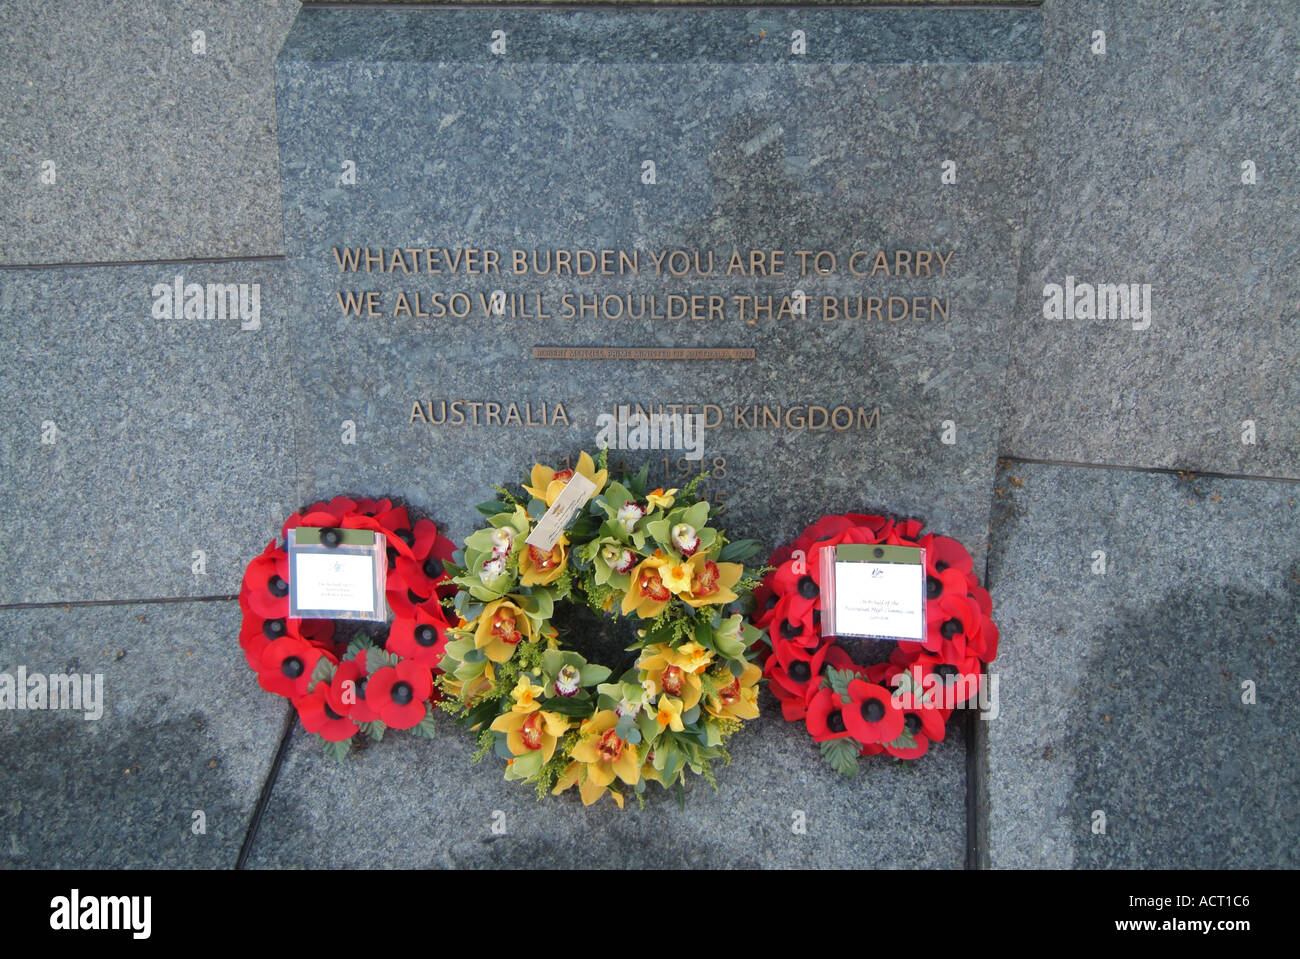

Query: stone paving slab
0;601;288;868
0;262;294;604
984;461;1299;868
244;699;968;869
1000;0;1300;477
0;0;298;266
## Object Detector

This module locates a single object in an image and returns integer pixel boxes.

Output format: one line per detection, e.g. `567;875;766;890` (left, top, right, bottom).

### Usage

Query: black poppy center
324;704;343;721
827;711;846;733
812;609;821;627
395;528;414;547
789;661;812;683
862;699;885;723
354;677;368;699
934;664;959;685
423;557;444;579
904;713;922;736
797;575;819;599
262;618;286;639
407;588;429;605
940;618;963;639
926;575;942;599
281;656;304;678
391;681;413;706
935;560;949;572
267;574;289;597
386;545;400;566
779;619;803;640
320;527;342;548
414;625;438;647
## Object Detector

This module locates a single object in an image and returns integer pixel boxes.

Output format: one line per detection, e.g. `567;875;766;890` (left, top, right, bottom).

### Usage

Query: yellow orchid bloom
519;536;568;586
472;599;535;663
556;710;641;806
552;760;626;808
620;553;672;618
637;643;703;711
654;695;685;732
704;661;762;721
678;554;743;608
645;487;678;510
490;708;570;762
523;451;608;506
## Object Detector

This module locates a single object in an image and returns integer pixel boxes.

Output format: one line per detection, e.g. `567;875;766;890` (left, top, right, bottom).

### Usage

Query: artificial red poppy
239;614;318;673
365;660;433;729
916;591;982;657
805;687;864;743
329;653;382;723
791;514;890;555
770;592;819;651
751;579;782;631
293;684;359;742
920;533;974;578
892;649;982;709
842;679;904;744
882;692;948;758
256;635;328;698
387;605;450;667
393;521;456;602
283;496;359;536
239;544;291;621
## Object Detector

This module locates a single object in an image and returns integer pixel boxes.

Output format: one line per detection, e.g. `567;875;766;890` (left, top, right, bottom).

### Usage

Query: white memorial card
525;471;598;551
820;544;926;642
287;527;388;622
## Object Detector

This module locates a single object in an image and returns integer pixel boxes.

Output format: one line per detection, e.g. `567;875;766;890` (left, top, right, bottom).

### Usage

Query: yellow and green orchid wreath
438;450;768;807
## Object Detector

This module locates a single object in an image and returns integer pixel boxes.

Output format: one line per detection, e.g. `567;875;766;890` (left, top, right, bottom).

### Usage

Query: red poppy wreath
752;513;998;775
237;496;457;758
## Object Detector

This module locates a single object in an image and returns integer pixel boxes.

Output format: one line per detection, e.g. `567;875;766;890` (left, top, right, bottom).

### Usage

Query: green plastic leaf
883;730;917;751
308;657;336;692
476;500;508;517
411;708;437;739
321;737;351;762
367;648;401;674
359;719;386;742
819;738;860;777
823;666;855;700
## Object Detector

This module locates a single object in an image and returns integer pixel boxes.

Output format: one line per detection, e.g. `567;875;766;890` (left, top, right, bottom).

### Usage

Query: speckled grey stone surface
1000;0;1300;477
0;601;288;868
245;700;967;868
0;263;294;604
984;462;1299;868
276;6;1041;575
0;0;298;266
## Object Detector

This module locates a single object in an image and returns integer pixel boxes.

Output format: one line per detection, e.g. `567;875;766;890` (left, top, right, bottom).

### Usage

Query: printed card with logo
287;527;388;622
820;544;927;642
